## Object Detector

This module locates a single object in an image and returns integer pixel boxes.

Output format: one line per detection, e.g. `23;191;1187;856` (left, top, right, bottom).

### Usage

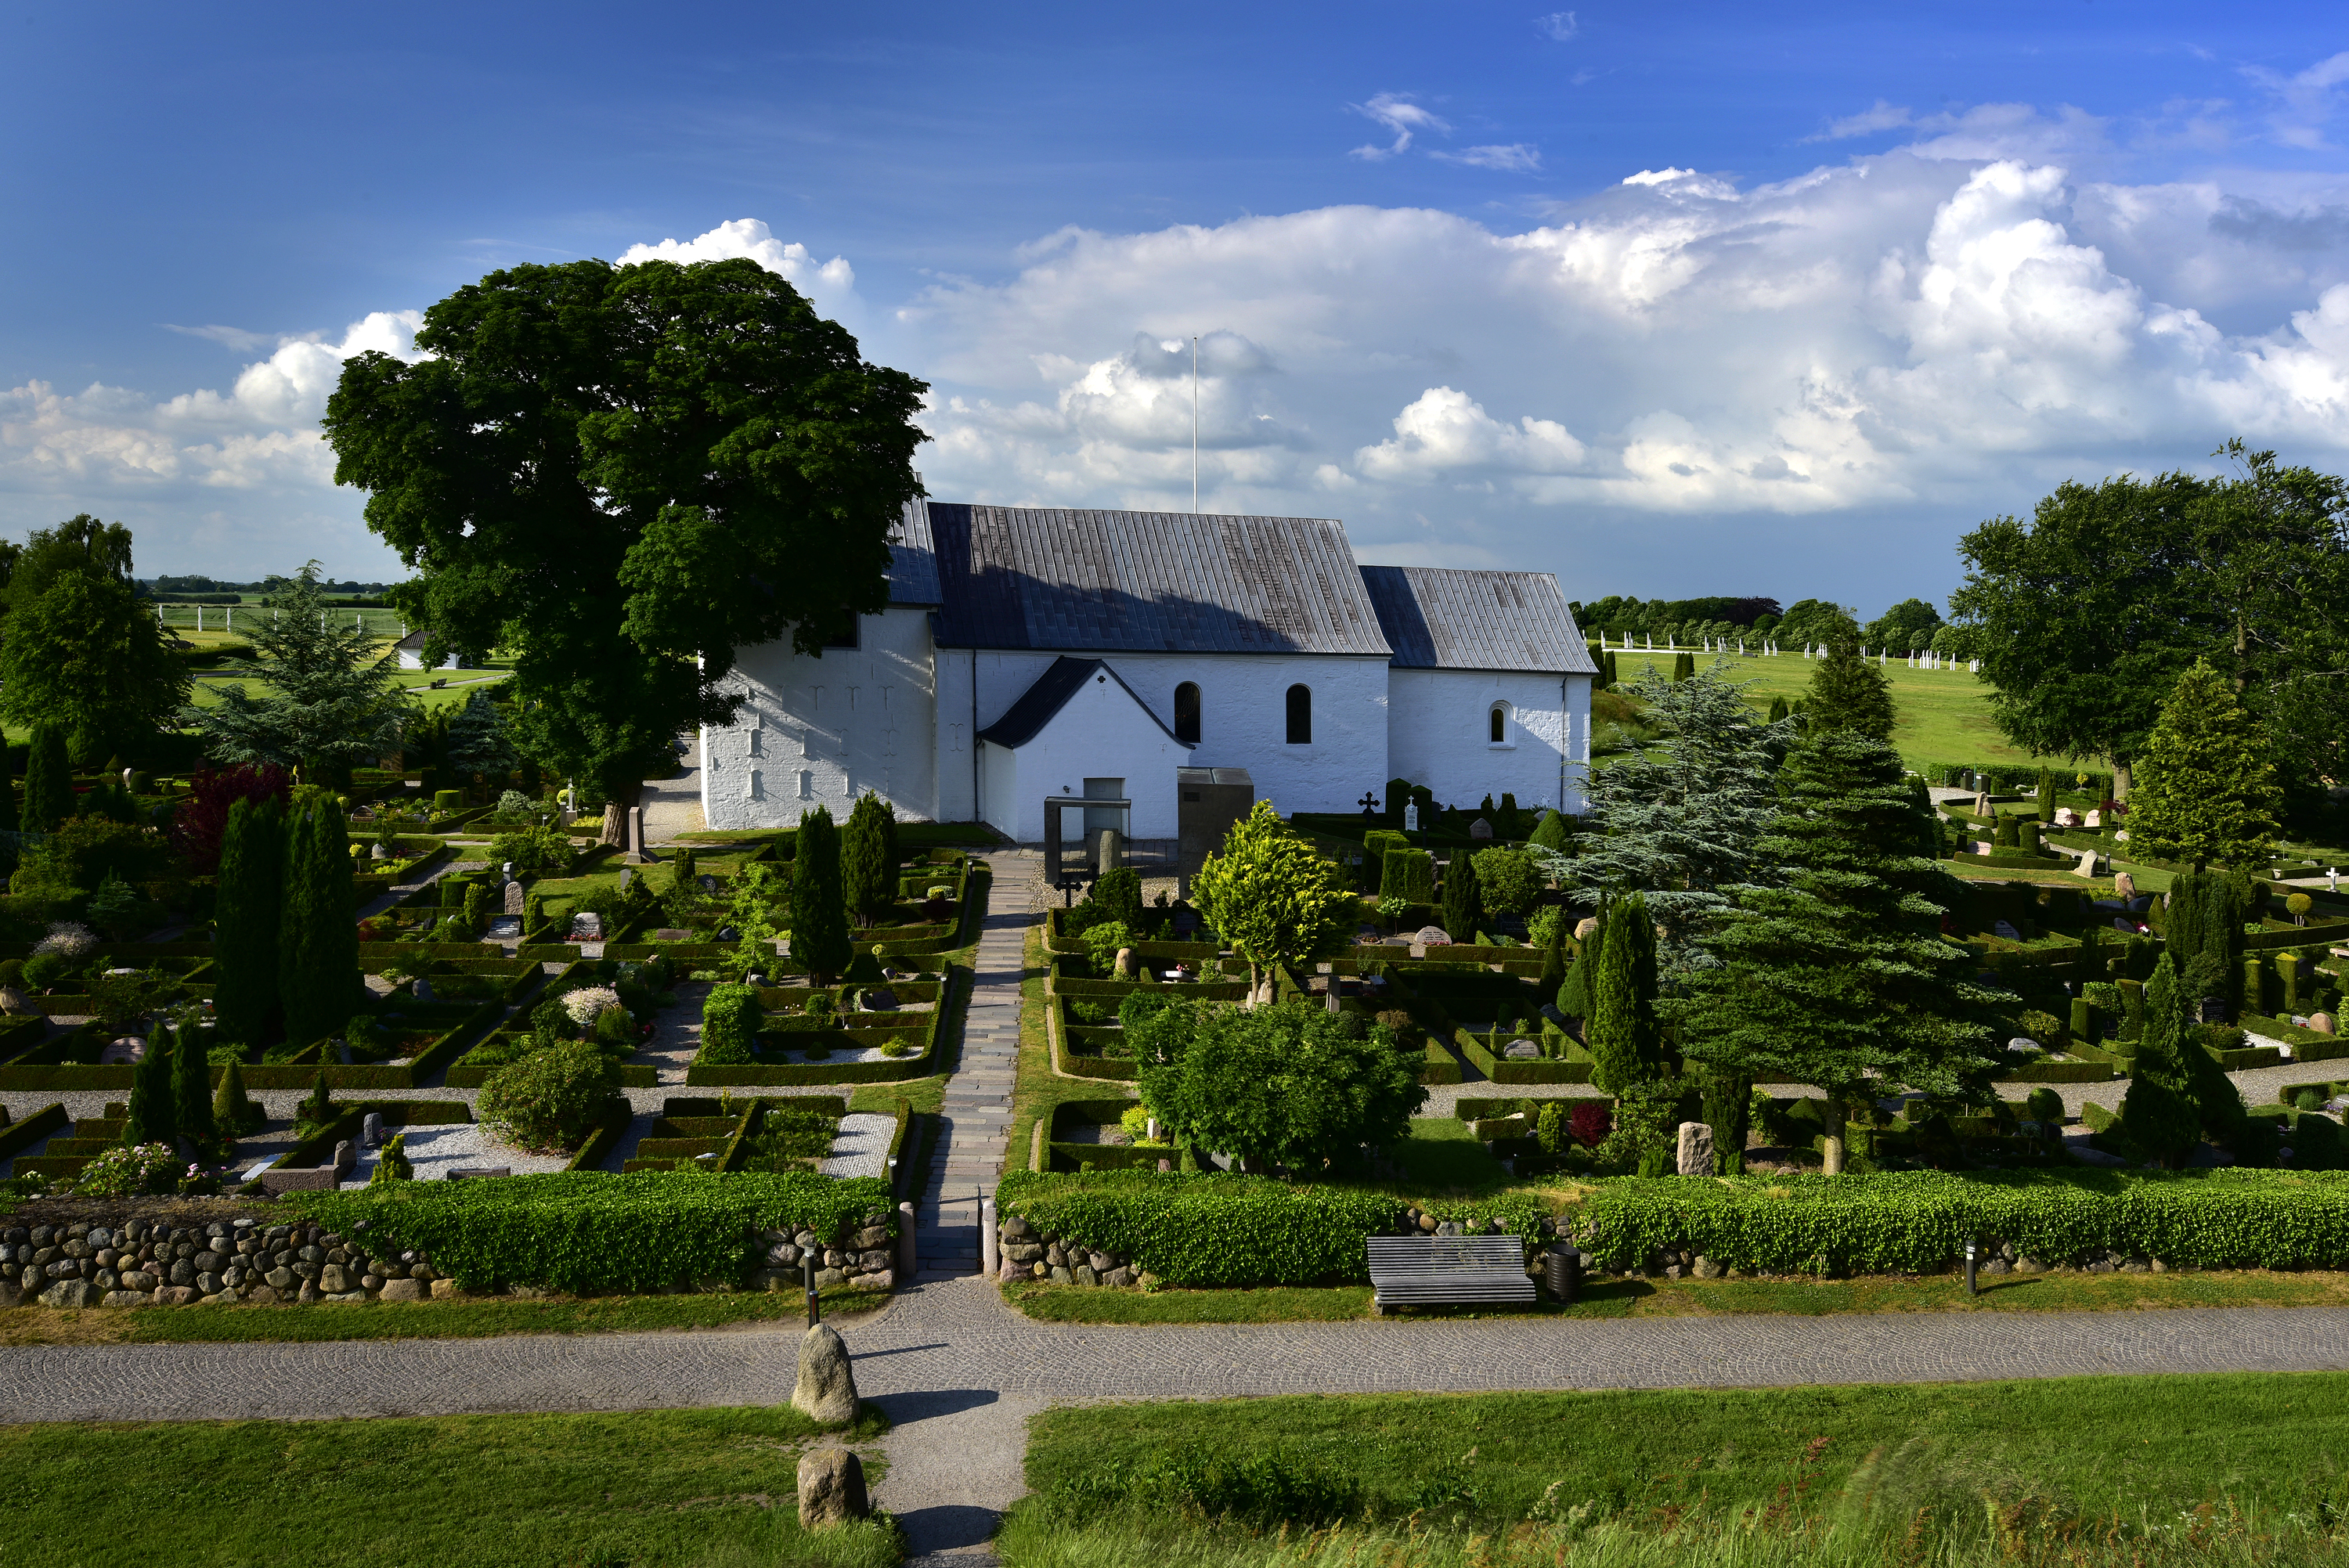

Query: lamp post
1964;1238;1979;1298
802;1251;821;1326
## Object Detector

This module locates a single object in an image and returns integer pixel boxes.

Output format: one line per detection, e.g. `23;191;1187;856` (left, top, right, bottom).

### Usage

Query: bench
1366;1235;1535;1314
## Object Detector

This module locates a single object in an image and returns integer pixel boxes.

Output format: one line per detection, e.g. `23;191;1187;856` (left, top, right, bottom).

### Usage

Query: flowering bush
34;923;98;961
70;1143;185;1198
561;985;621;1026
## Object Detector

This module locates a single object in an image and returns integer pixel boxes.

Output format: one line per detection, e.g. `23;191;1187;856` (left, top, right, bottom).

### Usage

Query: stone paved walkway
914;854;1034;1281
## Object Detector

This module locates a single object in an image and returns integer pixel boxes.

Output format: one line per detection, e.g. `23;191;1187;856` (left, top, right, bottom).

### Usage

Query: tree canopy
182;562;404;782
1802;615;1896;742
0;515;186;764
323;256;929;816
2126;661;2279;869
1192;800;1357;1004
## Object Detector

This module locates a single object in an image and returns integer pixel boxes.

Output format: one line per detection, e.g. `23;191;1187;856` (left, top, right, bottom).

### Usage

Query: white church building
699;503;1594;841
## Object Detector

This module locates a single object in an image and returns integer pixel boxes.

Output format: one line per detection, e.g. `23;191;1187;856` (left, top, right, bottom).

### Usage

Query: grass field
0;1404;898;1567
1000;1375;2349;1566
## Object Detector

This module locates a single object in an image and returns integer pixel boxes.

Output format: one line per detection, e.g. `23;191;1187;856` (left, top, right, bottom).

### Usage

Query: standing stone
504;881;525;916
796;1447;869;1528
2084;809;2102;828
1675;1121;1715;1177
791;1322;860;1423
2113;871;2138;903
1572;917;1599;942
362;1112;384;1149
1468;817;1493;841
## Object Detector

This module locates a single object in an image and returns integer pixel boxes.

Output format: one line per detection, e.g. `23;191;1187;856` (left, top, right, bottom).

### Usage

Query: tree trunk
1820;1094;1846;1175
599;783;640;849
2112;759;2131;802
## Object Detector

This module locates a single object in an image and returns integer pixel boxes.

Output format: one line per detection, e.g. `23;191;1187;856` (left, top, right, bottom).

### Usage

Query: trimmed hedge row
994;1170;1549;1286
288;1170;894;1293
1568;1169;2349;1275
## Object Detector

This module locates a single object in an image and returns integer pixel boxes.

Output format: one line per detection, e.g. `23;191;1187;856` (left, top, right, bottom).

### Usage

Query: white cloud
615;218;857;310
1534;11;1577;41
1349;93;1448;160
1355;387;1585;481
1436;143;1543;173
2246;49;2349;150
1812;99;1914;142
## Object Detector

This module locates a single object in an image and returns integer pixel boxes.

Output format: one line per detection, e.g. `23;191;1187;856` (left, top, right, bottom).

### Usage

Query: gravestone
1468;817;1493;841
2084;809;2102;828
332;1140;355;1176
1404;802;1419;832
362;1112;384;1148
796;1447;869;1529
1413;925;1452;946
1675;1121;1714;1177
504;881;525;916
2114;917;2136;932
1993;920;2021;940
571;911;603;939
487;916;522;942
862;987;900;1013
2113;871;2137;903
619;867;633;891
1503;1039;1541;1060
370;842;388;860
1573;916;1599;942
2055;807;2080;827
699;874;718;895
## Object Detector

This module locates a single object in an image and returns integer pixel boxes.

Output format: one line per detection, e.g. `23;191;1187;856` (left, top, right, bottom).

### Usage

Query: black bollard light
803;1251;821;1326
1964;1238;1978;1298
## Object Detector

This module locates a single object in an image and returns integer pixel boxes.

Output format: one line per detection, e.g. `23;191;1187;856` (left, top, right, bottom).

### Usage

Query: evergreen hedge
289;1170;893;1293
1570;1169;2349;1274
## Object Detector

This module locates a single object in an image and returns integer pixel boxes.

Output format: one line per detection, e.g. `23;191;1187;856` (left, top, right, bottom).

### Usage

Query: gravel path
821;1112;899;1179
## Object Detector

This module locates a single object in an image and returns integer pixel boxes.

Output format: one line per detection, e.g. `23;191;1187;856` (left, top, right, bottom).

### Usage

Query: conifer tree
1537;916;1566;1001
212;795;285;1047
841;790;897;921
2036;766;2055;823
1586;892;1663;1094
1528;809;1570;853
787;805;853;982
1804;618;1896;741
2128;659;2280;869
1668;732;2007;1172
278;788;359;1047
212;1054;258;1136
2118;954;2200;1166
1441;848;1481;941
171;1016;217;1152
2165;869;2250;1014
124;1024;175;1148
20;724;70;834
1766;694;1790;725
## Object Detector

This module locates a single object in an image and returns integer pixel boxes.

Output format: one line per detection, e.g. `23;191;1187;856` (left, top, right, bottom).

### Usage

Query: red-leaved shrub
170;764;292;874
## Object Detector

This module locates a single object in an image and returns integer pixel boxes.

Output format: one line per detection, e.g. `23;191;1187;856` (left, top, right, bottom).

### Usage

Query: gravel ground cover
819;1112;898;1179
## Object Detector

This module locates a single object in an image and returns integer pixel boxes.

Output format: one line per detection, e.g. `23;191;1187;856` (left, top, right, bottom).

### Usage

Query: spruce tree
2129;659;2280;869
212;795;284;1049
841;791;897;922
20;724;70;834
1668;732;2007;1173
124;1024;175;1148
171;1017;217;1152
1803;618;1896;741
787;805;853;982
1440;848;1482;941
1586;892;1662;1094
278;788;359;1048
2118;954;2200;1166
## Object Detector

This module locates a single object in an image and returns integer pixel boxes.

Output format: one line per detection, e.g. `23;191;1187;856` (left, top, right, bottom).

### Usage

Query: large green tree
1862;597;1943;654
0;516;187;764
2127;661;2280;870
841;791;897;922
1668;732;2008;1173
182;562;405;787
1803;615;1896;741
19;725;70;834
1192;801;1358;1005
1586;891;1663;1095
323;257;928;844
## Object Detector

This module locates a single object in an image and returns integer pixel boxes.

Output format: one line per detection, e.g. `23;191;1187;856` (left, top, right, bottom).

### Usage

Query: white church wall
1387;668;1588;816
933;646;980;824
972;650;1387;831
701;606;939;830
978;668;1193;842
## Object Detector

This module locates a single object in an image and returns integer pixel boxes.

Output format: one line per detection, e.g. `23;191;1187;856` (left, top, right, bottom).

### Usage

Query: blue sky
5;2;2347;616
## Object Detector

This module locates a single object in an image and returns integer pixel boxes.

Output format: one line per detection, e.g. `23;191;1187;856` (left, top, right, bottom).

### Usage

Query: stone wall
749;1220;897;1295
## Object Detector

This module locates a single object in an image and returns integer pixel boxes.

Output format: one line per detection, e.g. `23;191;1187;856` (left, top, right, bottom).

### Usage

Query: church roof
908;503;1394;656
1358;566;1596;674
973;656;1190;749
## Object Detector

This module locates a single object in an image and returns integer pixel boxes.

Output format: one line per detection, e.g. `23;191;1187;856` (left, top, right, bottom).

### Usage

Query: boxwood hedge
290;1170;893;1293
1568;1169;2349;1275
994;1170;1548;1286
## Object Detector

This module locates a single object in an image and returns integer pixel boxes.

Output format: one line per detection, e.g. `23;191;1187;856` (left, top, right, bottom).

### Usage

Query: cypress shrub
212;795;284;1048
1384;777;1412;826
2120;956;2199;1166
786;805;853;982
171;1018;217;1151
2037;766;2055;823
1537;918;1566;1000
20;725;69;834
212;1055;262;1135
1528;810;1570;852
698;983;760;1065
279;789;359;1050
124;1025;176;1147
1698;1067;1750;1176
1587;892;1661;1094
842;791;897;921
1361;828;1408;889
1994;811;2019;849
1377;846;1434;904
1440;849;1482;940
1496;792;1521;840
2019;817;2041;854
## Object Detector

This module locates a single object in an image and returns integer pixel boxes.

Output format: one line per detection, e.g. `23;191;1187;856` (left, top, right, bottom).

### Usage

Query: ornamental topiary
1377;845;1434;904
478;1040;620;1152
698;983;761;1065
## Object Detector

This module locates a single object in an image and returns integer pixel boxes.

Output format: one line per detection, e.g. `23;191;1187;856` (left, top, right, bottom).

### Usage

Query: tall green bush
786;805;852;982
478;1040;620;1152
699;983;760;1065
212;1055;262;1136
170;1018;216;1150
2118;956;2200;1167
841;790;897;921
1377;845;1433;904
211;795;283;1047
2036;766;2055;823
1091;866;1145;928
1439;849;1481;939
20;725;70;834
124;1024;175;1147
2127;658;2279;869
1803;619;1896;741
1470;847;1539;917
277;789;358;1048
1527;811;1569;853
1586;892;1661;1095
1136;998;1423;1172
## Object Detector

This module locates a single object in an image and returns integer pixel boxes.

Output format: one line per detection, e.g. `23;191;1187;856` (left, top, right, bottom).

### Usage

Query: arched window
1174;681;1201;744
1489;701;1512;744
1286;683;1312;744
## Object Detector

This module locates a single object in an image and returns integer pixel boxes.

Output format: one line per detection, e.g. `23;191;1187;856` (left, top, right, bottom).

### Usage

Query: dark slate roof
974;656;1192;749
1358;567;1595;674
886;499;943;606
922;503;1392;655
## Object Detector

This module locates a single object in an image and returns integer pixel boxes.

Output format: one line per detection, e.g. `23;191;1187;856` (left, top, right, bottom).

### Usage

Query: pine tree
1586;892;1662;1094
2128;659;2280;869
184;561;405;787
124;1024;175;1148
20;724;70;834
2118;954;2200;1166
212;1054;258;1136
1803;619;1896;741
787;805;853;982
171;1017;217;1152
212;795;284;1048
1667;732;2008;1172
841;791;897;921
278;788;358;1048
1441;849;1481;940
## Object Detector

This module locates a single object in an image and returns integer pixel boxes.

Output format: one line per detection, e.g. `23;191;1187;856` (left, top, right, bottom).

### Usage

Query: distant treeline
139;574;397;604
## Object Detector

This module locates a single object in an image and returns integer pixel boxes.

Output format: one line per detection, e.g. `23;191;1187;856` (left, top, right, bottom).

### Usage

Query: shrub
1377;846;1434;904
1470;847;1540;917
1994;812;2019;849
433;789;464;812
291;1170;893;1293
2288;892;2314;920
2023;1087;2066;1126
1136;997;1424;1171
1568;1101;1611;1148
489;825;576;875
478;1040;620;1152
370;1134;415;1184
71;1143;188;1198
1091;866;1145;929
698;982;761;1065
592;1004;638;1051
1081;920;1135;977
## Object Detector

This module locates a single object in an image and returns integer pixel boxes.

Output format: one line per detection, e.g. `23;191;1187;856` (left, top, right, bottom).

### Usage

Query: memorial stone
1675;1121;1714;1177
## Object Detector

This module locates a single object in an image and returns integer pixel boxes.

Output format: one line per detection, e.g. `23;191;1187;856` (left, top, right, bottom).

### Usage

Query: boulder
792;1322;860;1424
37;1278;93;1310
377;1277;426;1303
1572;917;1599;942
796;1446;869;1529
2113;871;2137;902
1675;1121;1714;1177
1502;1040;1541;1060
2311;1013;2337;1036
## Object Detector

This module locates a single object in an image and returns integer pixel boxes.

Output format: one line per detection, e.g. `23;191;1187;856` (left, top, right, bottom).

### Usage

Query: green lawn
0;1405;897;1568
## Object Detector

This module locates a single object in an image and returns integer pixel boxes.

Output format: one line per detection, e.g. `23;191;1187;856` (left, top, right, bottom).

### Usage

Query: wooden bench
1366;1235;1535;1314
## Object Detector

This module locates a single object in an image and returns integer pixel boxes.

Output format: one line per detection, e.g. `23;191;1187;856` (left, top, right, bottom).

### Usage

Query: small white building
701;503;1593;839
392;630;470;672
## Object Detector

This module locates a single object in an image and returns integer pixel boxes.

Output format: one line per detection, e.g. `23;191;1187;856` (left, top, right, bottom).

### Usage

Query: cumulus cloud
1349;93;1448;160
1355;388;1585;481
615;218;857;311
